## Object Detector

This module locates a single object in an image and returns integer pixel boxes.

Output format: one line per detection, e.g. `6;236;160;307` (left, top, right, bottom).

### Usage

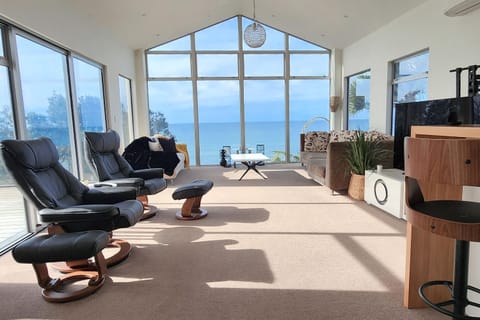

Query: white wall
342;0;480;133
0;0;136;135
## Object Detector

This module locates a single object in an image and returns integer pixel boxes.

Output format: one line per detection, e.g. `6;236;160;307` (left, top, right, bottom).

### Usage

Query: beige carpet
0;164;442;319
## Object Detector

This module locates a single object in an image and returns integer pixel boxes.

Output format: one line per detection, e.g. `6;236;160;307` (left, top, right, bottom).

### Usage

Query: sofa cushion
304;131;330;152
364;130;393;141
329;130;356;142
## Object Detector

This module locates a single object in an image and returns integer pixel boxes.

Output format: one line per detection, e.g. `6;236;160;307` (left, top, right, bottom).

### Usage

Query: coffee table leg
238;161;251;180
238;161;267;180
252;164;267;179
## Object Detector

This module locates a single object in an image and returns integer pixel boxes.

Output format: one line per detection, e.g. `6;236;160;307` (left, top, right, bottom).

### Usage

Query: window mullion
66;54;81;178
238;15;245;152
190;33;200;166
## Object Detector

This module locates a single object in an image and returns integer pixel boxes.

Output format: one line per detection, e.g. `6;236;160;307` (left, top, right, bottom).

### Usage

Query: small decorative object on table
220;149;228;167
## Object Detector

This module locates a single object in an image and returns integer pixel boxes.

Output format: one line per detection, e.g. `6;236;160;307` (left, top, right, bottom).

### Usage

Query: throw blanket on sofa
123;137;180;176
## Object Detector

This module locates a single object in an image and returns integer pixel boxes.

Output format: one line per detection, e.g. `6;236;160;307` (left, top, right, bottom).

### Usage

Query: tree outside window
347;70;371;130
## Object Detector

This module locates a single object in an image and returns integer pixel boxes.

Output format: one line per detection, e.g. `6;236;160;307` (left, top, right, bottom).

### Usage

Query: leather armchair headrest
2;137;59;170
85;130;120;153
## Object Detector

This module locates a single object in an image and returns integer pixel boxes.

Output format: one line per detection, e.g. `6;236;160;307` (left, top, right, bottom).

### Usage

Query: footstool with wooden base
12;230;109;303
172;179;214;220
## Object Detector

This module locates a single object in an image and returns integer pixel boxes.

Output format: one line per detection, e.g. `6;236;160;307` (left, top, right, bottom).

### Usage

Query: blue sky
147;16;332;125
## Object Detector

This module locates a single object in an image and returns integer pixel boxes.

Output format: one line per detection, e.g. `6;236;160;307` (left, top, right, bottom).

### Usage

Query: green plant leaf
345;131;390;175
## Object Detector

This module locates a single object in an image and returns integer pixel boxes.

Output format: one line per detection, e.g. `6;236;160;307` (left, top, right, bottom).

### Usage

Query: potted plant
345;131;390;200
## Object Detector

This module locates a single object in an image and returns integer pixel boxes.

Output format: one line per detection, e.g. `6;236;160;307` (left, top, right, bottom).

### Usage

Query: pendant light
244;0;266;48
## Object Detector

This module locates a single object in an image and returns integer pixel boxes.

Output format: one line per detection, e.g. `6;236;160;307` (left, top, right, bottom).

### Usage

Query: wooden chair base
138;195;157;221
176;208;208;220
34;252;107;303
141;204;158;221
53;238;131;272
175;196;208;220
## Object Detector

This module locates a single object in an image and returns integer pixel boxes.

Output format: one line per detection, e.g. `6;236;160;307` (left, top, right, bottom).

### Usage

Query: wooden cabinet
404;125;480;308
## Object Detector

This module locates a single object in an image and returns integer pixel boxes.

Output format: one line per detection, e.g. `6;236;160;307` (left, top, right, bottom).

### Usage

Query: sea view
168;119;368;165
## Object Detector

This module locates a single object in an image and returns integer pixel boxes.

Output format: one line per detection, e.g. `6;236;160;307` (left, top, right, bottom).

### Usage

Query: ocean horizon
168;119;368;165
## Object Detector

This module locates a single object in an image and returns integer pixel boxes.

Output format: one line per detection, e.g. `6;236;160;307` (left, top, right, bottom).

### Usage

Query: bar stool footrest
419;280;480;319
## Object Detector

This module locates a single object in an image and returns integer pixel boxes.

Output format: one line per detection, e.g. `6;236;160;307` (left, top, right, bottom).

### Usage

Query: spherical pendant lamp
244;0;266;48
244;22;266;48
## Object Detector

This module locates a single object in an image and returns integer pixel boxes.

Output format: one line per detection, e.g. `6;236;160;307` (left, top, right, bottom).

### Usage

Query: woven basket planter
348;173;365;200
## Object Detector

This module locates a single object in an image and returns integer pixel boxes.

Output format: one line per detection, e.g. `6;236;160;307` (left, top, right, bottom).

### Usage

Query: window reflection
0;66;28;252
0;30;4;56
391;51;429;133
119;75;133;148
72;57;106;181
394;52;429;78
16;35;74;171
347;70;371;130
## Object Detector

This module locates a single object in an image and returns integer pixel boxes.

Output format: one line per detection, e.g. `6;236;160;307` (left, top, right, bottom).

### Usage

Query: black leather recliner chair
85;130;167;220
1;137;144;268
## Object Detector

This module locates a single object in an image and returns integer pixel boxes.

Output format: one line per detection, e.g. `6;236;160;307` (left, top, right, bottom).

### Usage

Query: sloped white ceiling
55;0;429;50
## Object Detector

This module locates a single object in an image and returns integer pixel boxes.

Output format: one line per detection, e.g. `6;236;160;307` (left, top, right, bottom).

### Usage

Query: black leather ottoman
172;179;214;220
12;230;109;303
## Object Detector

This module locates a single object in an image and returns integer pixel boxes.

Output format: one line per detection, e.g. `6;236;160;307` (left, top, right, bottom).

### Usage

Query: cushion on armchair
148;138;164;152
304;131;330;152
154;135;177;153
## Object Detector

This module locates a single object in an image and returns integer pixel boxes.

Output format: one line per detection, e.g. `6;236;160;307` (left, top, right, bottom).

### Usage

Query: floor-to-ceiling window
119;75;134;148
289;36;330;160
146;16;330;165
391;50;429;133
72;57;106;181
16;35;75;171
0;26;27;253
346;70;371;130
0;24;108;253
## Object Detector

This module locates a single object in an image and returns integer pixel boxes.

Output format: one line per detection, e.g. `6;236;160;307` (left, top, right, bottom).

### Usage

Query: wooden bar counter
404;125;480;308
